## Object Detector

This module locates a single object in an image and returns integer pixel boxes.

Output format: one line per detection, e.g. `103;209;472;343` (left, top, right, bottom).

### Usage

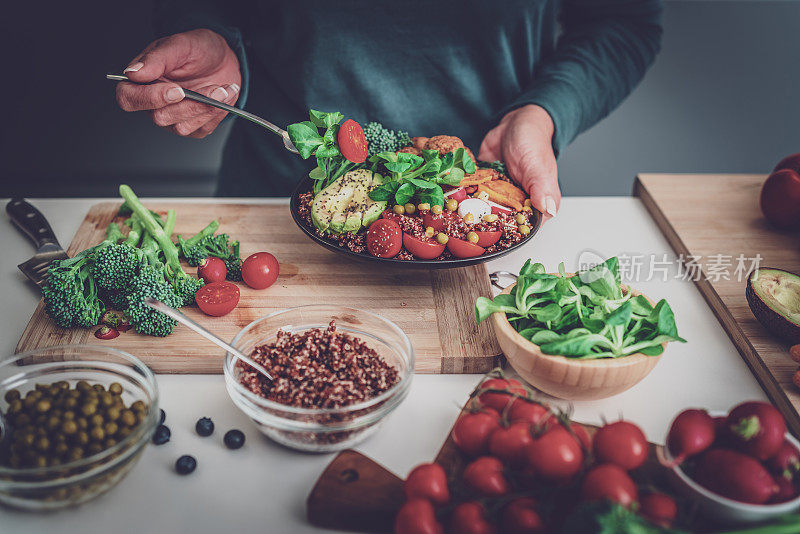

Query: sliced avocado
746;267;800;343
343;211;363;232
362;173;388;227
329;211;348;234
310;179;342;232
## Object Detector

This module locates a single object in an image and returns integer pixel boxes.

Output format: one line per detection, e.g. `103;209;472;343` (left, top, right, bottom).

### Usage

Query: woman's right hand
116;29;242;138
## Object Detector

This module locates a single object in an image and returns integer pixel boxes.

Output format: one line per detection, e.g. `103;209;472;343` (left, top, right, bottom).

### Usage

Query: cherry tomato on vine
241;252;279;289
452;409;500;457
394;499;443;534
404;463;450;506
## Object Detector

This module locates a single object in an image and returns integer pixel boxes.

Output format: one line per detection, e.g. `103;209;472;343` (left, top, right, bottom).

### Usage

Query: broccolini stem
106;223;124;243
124;219;143;247
163;210;176;238
183;220;220;248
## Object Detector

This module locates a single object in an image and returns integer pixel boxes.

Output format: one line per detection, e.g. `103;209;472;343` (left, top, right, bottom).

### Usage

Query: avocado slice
310;179;342;232
329;211;348;234
746;267;800;343
362;173;388;227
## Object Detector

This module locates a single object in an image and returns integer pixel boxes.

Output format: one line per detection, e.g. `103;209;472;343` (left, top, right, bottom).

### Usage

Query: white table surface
0;197;766;533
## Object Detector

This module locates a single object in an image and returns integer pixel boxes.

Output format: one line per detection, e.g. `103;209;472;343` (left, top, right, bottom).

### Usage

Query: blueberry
223;429;245;450
152;424;171;445
175;455;196;475
195;417;214;437
159;409;166;425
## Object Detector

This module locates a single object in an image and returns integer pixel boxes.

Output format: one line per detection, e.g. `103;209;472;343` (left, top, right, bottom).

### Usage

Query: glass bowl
223;305;415;453
0;345;159;510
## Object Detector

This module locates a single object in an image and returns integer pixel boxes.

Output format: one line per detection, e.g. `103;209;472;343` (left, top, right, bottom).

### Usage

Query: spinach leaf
395;183;416;205
287;121;323;159
418;186;446;207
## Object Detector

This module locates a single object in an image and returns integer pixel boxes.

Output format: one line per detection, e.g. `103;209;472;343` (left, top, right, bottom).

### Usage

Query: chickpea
436;233;449;245
445;198;458;212
515;213;527;225
403;203;416;215
519;225;531;236
417;203;431;211
392;204;405;215
431;204;443;215
425;227;435;238
467;232;479;244
463;213;475;224
483;214;499;223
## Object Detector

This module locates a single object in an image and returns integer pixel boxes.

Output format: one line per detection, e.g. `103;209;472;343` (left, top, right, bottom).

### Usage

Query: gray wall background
1;1;798;197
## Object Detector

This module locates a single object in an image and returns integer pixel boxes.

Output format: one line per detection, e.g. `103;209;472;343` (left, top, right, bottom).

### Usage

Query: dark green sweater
156;1;662;196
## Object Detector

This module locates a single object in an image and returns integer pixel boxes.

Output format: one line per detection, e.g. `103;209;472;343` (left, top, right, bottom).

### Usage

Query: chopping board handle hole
339;468;359;484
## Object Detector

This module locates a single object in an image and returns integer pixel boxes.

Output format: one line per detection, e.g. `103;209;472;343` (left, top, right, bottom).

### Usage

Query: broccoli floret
179;228;242;282
177;221;220;267
100;288;130;311
224;241;243;282
42;246;109;329
91;223;141;293
124;261;182;337
364;121;412;158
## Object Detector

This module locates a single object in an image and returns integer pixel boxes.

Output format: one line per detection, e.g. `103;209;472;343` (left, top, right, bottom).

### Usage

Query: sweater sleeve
152;0;250;111
501;0;663;157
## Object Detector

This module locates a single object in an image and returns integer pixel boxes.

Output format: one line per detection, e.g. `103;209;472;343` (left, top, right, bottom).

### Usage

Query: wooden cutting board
635;174;800;435
15;202;502;374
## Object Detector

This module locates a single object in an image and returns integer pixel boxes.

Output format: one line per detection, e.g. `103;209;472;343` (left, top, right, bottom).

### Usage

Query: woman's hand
115;29;242;138
478;105;560;219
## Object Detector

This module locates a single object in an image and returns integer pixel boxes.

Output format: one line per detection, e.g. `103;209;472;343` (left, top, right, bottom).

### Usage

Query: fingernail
166;87;185;103
545;196;558;217
124;62;143;73
230;84;240;94
210;87;229;101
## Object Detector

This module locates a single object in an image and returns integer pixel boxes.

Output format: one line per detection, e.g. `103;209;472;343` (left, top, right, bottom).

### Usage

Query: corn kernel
431;204;443;215
404;203;416;215
436;233;449;245
519;225;531;236
417;203;431;211
483;214;499;223
393;204;405;215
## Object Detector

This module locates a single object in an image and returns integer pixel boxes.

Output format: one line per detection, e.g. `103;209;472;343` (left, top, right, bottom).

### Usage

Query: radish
666;409;716;465
486;200;513;215
771;476;799;503
766;440;800;480
444;187;467;203
693;449;778;504
727;401;786;460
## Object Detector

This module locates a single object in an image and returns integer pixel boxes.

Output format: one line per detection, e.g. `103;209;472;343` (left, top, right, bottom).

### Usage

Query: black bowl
289;176;542;269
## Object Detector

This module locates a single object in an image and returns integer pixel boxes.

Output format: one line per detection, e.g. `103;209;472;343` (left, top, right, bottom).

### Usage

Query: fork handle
6;198;62;249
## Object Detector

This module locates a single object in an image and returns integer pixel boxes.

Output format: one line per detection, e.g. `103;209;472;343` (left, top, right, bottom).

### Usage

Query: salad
289;111;536;261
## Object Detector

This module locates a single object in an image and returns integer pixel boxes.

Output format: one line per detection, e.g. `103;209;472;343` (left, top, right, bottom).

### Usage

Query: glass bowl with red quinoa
222;305;415;453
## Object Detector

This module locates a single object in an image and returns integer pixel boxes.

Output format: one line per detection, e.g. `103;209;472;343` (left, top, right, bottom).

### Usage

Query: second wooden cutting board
16;202;502;374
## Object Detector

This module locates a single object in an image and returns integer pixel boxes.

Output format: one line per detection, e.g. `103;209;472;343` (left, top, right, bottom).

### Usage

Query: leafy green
560;502;687;534
475;257;686;359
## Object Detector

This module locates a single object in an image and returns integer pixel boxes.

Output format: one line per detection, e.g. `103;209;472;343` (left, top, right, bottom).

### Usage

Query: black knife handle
6;198;62;249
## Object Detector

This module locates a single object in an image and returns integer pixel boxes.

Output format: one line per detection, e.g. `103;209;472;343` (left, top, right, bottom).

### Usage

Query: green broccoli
42;224;124;328
176;221;220;266
363;121;412;157
178;225;242;282
124;260;182;337
91;222;142;293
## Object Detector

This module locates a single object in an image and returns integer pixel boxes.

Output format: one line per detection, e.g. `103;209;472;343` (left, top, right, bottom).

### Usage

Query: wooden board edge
634;175;800;438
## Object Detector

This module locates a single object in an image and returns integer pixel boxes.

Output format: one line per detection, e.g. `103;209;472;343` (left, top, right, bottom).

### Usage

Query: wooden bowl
490;283;664;401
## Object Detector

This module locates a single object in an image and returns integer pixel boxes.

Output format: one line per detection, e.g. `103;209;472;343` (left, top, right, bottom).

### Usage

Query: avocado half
746;267;800;343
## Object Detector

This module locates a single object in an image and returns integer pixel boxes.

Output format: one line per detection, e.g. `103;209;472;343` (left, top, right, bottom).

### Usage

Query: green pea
89;414;104;427
89;426;105;442
80;403;97;417
109;383;123;395
120;410;136;427
76;431;89;446
36;399;51;413
106;407;120;421
61;420;78;435
4;389;20;403
104;422;118;437
35;437;50;452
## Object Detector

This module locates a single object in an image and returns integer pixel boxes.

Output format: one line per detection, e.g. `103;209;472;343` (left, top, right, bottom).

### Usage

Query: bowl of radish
658;402;800;524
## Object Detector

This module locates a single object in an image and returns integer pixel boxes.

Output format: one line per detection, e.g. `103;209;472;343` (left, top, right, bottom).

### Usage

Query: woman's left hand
479;105;560;220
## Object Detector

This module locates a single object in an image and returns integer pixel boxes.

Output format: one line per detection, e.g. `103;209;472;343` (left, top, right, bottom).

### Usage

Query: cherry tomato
241;252;279;289
525;425;584;481
446;236;485;258
639;492;678;527
489;423;533;467
509;399;550;427
422;213;446;232
366;219;402;258
593;421;649;470
195;281;240;317
501;497;544;534
474;231;502;248
568;423;593;453
94;325;119;340
463;456;509;497
477;378;527;412
581;464;638;507
448;502;496;534
394;499;443;534
337;119;368;163
402;234;445;260
197;256;227;283
404;463;450;506
452;409;500;457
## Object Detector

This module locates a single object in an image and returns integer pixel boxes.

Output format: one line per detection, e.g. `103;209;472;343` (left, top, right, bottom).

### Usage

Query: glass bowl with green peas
0;345;158;511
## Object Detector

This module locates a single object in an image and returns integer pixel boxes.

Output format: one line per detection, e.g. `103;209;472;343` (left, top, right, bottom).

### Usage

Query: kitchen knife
7;198;69;287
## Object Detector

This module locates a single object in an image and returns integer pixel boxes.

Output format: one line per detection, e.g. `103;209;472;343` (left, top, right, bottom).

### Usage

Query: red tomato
639;493;678;527
366;219;402;258
474;231;502;248
197;256;227;283
337;119;368;163
448;502;496;534
581;464;638;507
477;378;527;412
195;281;240;317
509;399;550;427
241;252;279;289
446;237;485;258
565;422;593;453
402;234;445;260
452;409;500;457
394;499;443;534
94;325;119;340
501;498;544;534
444;186;467;203
525;425;584;481
487;201;513;215
489;422;533;467
463;456;509;497
404;463;450;506
593;421;649;470
422;213;446;232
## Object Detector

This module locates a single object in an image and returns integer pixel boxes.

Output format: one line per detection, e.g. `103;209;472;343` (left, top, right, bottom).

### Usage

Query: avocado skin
746;268;800;344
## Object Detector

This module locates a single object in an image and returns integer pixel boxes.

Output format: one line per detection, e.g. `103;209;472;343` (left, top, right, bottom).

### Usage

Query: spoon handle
106;74;298;153
143;297;273;381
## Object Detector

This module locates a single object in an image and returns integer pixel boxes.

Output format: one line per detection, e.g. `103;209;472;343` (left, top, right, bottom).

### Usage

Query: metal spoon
143;297;273;381
106;74;299;154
